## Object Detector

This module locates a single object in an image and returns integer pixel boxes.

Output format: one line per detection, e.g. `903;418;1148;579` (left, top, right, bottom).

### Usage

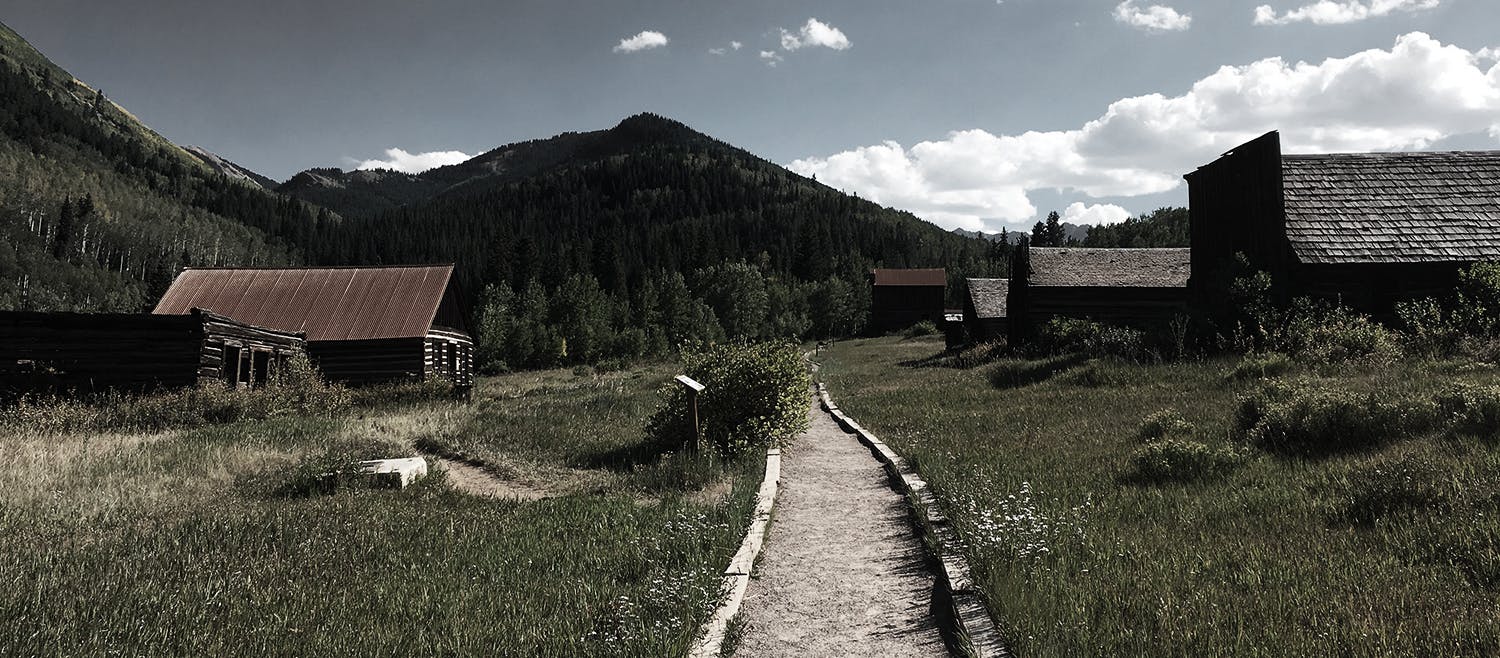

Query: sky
3;0;1499;233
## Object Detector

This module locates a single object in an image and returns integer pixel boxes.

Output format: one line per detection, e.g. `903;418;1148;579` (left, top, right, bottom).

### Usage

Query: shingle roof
1283;151;1500;264
1028;248;1190;288
153;265;455;341
872;268;946;286
966;278;1009;319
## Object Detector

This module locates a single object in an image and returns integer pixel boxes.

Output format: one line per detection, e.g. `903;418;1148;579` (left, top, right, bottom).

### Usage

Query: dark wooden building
1016;248;1191;329
0;308;305;398
869;268;946;334
963;278;1009;342
153;265;473;387
1185;130;1500;315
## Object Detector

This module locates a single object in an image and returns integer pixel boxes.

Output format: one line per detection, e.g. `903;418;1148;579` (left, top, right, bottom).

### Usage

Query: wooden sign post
675;375;706;453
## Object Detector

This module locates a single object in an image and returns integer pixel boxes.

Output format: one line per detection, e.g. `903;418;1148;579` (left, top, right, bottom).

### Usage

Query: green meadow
820;336;1500;657
0;365;759;657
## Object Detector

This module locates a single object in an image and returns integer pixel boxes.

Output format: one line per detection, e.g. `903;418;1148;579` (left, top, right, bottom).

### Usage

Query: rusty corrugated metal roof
152;265;455;341
871;268;946;287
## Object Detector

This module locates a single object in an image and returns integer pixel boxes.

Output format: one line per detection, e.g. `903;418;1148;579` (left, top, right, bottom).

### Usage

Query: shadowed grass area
821;336;1500;657
0;365;759;656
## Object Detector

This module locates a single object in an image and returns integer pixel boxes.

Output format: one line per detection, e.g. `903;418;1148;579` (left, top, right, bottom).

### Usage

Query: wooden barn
963;278;1009;343
0;308;305;398
1185;130;1500;315
869;268;946;334
1013;248;1191;332
153;265;473;388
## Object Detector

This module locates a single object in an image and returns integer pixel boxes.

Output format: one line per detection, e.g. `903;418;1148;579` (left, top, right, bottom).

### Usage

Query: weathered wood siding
0;310;305;397
1027;286;1188;327
424;328;474;389
306;338;427;386
1186;131;1297;301
869;285;945;334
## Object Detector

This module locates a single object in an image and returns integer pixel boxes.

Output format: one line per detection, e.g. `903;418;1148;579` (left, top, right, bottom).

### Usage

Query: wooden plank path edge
813;376;1011;658
688;444;782;658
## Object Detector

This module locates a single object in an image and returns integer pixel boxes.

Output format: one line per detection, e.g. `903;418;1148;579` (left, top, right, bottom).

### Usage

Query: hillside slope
0;21;321;311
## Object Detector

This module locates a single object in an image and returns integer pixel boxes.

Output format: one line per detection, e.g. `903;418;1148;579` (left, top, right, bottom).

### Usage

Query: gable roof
153;265;458;341
872;268;946;287
966;278;1009;319
1282;151;1500;264
1028;248;1190;288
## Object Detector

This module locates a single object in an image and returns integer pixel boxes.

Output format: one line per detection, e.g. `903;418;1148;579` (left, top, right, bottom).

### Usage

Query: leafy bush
1235;381;1437;456
1340;453;1455;525
1137;409;1194;442
1436;383;1500;439
1225;352;1293;383
644;341;810;456
1268;300;1402;365
1;354;351;435
904;320;939;338
1395;297;1469;358
1129;439;1243;484
1037;317;1151;361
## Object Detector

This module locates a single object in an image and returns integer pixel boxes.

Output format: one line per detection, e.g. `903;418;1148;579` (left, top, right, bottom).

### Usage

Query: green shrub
1236;381;1438;456
1;353;351;435
1225;352;1293;382
644;341;810;457
1137;409;1194;442
1395;297;1469;358
1436;383;1500;439
1269;300;1402;365
1037;317;1151;361
1130;439;1243;484
1341;453;1455;525
904;320;939;338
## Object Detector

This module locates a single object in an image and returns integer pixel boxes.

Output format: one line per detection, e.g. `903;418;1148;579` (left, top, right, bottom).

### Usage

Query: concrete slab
359;457;428;489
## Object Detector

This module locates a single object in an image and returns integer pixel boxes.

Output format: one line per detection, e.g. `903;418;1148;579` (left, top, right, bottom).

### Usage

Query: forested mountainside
0;18;1005;368
0;21;325;312
284;113;1007;368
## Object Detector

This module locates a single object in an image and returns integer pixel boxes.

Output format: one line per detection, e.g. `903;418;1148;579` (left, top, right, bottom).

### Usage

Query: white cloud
709;48;727;55
613;30;669;53
1114;1;1193;32
779;18;851;51
760;50;784;66
731;41;743;50
355;148;471;174
789;32;1500;232
711;41;745;56
1253;0;1440;26
1062;202;1133;226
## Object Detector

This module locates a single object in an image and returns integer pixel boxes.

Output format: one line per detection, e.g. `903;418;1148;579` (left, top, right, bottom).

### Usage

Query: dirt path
421;452;551;500
735;402;947;657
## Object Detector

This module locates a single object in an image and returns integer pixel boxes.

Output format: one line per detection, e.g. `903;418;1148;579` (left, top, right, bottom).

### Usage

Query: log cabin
0;308;305;398
868;268;946;334
1185;130;1500;316
963;278;1009;343
153;265;473;388
1013;247;1191;333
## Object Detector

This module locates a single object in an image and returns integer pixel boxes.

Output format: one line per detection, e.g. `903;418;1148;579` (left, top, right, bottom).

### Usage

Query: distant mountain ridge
277;114;730;218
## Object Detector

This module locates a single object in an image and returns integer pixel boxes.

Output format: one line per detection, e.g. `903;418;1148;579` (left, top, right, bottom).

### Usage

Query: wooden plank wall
1027;286;1189;327
869;286;946;334
424;329;475;389
0;312;205;395
307;338;426;385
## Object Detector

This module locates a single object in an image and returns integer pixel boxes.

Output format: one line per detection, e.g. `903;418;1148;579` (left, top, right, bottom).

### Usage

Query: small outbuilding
0;308;305;398
868;268;946;334
963;278;1009;343
153;265;473;388
1185;130;1500;315
1015;248;1191;331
